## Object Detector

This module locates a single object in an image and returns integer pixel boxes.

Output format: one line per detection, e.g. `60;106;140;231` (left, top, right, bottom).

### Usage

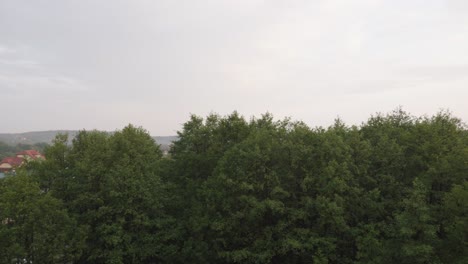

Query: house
16;150;45;160
0;157;24;172
0;150;45;175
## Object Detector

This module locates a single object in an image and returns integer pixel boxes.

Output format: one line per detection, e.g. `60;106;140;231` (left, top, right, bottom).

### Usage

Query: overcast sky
1;0;467;135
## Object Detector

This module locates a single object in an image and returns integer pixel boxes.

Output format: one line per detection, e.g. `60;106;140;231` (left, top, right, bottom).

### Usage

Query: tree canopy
0;111;466;263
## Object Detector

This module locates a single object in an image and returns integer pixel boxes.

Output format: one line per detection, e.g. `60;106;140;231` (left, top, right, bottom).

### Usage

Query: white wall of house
0;163;12;169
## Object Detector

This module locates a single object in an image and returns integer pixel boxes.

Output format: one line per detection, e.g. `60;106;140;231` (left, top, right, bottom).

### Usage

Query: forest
0;109;466;264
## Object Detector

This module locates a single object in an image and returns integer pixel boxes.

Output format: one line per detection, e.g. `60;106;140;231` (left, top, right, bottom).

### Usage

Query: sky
1;0;467;135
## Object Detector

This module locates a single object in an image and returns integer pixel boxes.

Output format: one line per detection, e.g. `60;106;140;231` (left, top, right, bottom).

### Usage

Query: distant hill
0;131;178;149
0;130;79;145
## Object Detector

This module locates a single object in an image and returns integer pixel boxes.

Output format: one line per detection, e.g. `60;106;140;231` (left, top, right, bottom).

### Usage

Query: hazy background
1;0;467;135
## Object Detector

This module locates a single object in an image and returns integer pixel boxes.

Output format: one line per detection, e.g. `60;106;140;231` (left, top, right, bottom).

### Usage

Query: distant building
0;150;45;174
0;157;24;172
16;150;45;160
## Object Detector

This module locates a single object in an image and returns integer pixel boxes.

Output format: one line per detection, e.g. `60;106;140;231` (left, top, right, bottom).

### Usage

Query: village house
16;149;45;160
0;150;45;176
0;157;23;172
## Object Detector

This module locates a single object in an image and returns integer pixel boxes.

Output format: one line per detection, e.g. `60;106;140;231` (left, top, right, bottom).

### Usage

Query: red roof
16;150;45;159
1;157;24;166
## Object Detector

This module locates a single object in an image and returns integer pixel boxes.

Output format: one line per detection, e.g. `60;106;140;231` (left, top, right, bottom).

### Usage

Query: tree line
0;109;466;263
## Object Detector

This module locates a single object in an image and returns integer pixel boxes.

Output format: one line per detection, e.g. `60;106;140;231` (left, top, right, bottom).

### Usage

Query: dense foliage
0;110;466;263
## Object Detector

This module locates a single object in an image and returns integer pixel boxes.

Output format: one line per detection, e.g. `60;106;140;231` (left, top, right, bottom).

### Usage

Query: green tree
166;112;251;263
395;178;439;264
28;126;167;263
439;181;468;264
0;171;85;263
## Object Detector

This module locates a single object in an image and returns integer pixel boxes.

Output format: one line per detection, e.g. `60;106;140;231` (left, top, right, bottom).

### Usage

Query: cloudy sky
1;0;467;135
